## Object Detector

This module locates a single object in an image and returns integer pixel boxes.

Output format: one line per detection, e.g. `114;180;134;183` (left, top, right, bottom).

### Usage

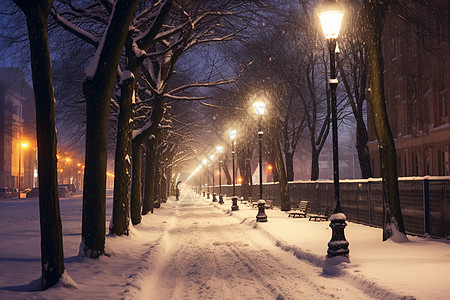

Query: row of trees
8;0;266;290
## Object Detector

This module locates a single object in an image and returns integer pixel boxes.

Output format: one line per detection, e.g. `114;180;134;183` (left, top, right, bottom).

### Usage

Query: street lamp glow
202;159;207;165
229;129;237;140
198;164;203;169
210;154;215;161
318;0;344;39
21;142;28;148
216;146;223;154
253;101;266;115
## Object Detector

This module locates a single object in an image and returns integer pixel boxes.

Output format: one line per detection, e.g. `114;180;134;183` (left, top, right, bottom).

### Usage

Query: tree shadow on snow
0;277;43;292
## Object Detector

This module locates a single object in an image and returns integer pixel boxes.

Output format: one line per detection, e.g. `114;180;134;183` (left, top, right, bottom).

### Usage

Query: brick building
0;68;36;189
367;1;450;177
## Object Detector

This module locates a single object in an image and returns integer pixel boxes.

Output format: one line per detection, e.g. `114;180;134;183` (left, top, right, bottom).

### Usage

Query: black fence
208;178;450;239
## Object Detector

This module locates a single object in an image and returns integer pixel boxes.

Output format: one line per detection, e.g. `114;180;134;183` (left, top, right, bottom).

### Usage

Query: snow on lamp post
18;142;28;198
210;154;217;202
318;0;349;262
229;129;239;211
216;146;224;204
253;100;267;222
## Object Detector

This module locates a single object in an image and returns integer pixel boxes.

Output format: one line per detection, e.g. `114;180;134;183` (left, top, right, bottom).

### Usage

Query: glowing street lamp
253;100;267;222
210;154;217;202
202;158;209;198
229;129;238;211
318;0;349;259
216;146;224;204
18;142;28;198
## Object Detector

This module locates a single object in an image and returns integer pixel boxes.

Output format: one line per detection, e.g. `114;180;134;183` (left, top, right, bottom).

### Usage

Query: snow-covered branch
51;10;100;47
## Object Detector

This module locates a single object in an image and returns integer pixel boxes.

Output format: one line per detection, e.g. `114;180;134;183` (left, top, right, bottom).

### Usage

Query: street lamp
216;146;224;204
253;100;267;222
210;154;217;202
202;158;209;199
198;163;204;197
318;0;349;258
18;142;28;198
229;129;239;211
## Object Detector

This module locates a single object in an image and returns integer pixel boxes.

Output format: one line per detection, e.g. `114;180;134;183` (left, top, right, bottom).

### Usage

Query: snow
0;190;449;299
119;70;135;84
329;212;346;221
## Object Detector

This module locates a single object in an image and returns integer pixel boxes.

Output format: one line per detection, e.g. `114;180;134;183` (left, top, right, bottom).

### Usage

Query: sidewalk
211;195;450;300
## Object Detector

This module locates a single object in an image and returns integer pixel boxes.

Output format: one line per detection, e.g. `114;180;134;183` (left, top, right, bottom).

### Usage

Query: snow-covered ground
0;188;449;299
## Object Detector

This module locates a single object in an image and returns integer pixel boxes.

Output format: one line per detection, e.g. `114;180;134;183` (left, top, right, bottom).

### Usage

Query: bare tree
10;0;65;288
362;0;406;241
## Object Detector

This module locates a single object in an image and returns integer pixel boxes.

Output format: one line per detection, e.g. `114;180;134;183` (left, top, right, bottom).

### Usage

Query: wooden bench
252;199;274;209
287;201;308;218
308;210;330;221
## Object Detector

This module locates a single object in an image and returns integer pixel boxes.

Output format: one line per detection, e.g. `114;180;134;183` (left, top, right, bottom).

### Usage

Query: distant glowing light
253;101;266;115
229;129;237;140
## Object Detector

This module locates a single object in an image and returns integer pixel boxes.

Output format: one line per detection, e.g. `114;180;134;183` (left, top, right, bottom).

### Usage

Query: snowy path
133;191;373;300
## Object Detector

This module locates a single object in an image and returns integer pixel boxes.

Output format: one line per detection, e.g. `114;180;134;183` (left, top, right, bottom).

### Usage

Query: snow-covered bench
287;200;308;218
308;210;330;221
252;199;274;209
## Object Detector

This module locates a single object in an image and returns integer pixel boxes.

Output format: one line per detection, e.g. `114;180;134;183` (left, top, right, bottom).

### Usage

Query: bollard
327;213;349;257
207;192;210;199
231;196;239;211
219;194;224;204
212;193;217;202
256;199;267;222
202;191;205;197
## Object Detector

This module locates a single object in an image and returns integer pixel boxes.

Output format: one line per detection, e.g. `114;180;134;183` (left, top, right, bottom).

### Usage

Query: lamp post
18;142;28;198
202;158;209;199
253;101;267;222
216;146;224;204
318;0;349;258
198;163;204;196
229;129;239;211
210;154;217;202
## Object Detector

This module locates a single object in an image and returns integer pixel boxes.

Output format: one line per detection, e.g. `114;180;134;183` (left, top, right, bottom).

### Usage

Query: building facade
0;68;36;189
367;1;450;177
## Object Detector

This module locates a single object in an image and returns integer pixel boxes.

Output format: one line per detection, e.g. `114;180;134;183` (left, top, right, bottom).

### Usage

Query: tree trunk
310;149;320;181
237;148;253;200
143;138;156;215
364;0;406;241
285;152;294;181
15;0;65;288
222;161;232;185
130;142;142;225
154;162;162;208
110;76;135;236
81;0;138;257
356;112;373;179
161;167;167;203
273;134;290;211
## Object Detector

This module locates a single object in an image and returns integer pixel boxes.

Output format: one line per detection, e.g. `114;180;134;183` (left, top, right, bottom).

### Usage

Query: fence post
368;181;372;226
424;179;430;236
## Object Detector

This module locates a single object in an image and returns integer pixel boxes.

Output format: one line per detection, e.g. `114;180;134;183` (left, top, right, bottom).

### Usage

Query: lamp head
216;146;223;154
318;0;344;39
229;129;237;140
253;101;266;115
